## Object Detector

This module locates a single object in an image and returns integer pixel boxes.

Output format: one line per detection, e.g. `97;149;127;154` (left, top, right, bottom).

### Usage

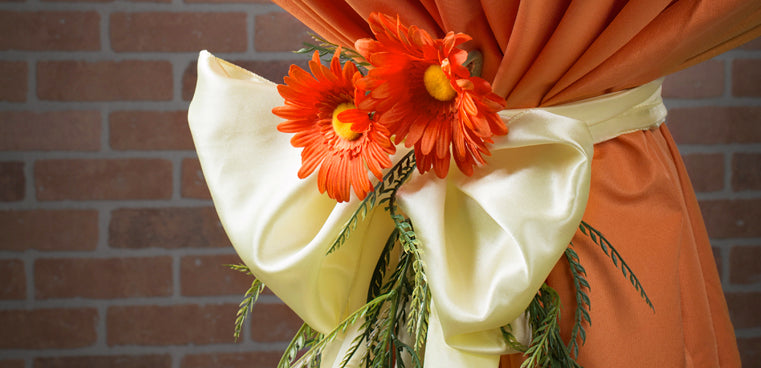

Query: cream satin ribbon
188;50;666;368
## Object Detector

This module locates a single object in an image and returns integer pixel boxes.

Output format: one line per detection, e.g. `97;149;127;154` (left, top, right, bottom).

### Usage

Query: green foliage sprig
278;323;323;368
225;264;265;342
386;194;429;356
290;291;395;368
564;245;591;359
333;154;428;367
522;284;581;368
578;221;654;311
500;325;528;353
326;150;417;255
296;33;370;69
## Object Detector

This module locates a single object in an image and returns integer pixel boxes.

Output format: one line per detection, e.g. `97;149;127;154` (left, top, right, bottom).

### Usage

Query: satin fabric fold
188;51;673;367
398;109;593;365
188;52;395;335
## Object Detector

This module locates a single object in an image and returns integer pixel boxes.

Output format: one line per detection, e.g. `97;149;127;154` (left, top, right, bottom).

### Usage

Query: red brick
110;111;194;150
0;162;24;201
250;303;302;343
737;336;761;368
732;153;761;191
35;355;171;368
35;257;172;299
109;207;230;248
254;12;312;52
0;259;25;300
35;159;172;200
699;199;761;238
181;158;210;199
111;12;246;52
0;360;24;368
0;209;98;251
0;308;97;348
666;106;761;144
182;58;308;100
729;246;761;285
662;60;724;98
681;153;724;193
0;11;99;51
181;352;281;368
725;292;761;329
0;111;101;151
107;304;237;345
0;61;27;102
180;254;251;296
733;59;761;97
42;0;112;2
38;60;172;101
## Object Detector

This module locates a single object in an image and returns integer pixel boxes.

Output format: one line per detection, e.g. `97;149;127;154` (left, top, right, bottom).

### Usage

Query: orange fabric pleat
498;125;740;366
266;0;758;366
271;0;761;106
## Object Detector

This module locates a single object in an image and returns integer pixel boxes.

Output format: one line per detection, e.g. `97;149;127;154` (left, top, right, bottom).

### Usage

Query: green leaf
326;150;416;255
578;221;654;312
231;276;265;342
564;246;590;360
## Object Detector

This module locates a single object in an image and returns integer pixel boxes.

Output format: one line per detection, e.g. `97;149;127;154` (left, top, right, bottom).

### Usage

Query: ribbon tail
397;109;595;362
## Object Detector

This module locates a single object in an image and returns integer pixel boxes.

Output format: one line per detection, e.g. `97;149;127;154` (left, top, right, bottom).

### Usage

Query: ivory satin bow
188;51;666;368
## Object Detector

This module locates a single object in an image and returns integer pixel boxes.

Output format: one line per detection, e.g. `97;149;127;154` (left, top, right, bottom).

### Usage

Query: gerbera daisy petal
273;51;394;202
403;113;431;147
357;12;507;178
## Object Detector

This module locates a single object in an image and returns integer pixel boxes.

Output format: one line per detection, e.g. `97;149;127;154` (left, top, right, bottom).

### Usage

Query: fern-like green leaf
296;33;370;69
500;325;528;353
326;150;416;255
278;323;322;368
522;284;581;368
290;291;395;368
578;221;654;311
564;245;591;359
233;277;265;342
368;228;399;302
225;263;253;276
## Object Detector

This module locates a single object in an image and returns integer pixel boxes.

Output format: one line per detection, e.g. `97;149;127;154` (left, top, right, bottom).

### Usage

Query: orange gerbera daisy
273;50;395;202
355;13;507;178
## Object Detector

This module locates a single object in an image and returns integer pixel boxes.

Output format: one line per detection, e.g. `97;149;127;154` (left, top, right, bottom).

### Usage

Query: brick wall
663;37;761;366
0;0;758;367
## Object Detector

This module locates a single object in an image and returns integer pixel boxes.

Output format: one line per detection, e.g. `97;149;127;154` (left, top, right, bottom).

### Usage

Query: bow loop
396;109;594;364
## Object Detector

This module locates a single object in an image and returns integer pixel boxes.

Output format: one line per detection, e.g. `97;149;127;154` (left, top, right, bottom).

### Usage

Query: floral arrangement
228;12;653;368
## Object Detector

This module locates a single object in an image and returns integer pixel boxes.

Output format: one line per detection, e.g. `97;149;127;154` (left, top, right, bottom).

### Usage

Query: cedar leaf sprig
296;33;370;69
386;194;429;356
578;221;654;311
288;292;396;368
327;150;417;255
564;245;591;359
522;284;581;368
278;324;323;368
225;264;265;342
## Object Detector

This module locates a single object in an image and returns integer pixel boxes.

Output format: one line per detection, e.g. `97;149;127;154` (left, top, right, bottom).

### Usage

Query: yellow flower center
423;64;456;102
332;103;361;141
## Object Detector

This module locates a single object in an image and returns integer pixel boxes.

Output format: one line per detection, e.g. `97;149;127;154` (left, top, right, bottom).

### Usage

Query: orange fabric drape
270;0;761;366
273;0;761;107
